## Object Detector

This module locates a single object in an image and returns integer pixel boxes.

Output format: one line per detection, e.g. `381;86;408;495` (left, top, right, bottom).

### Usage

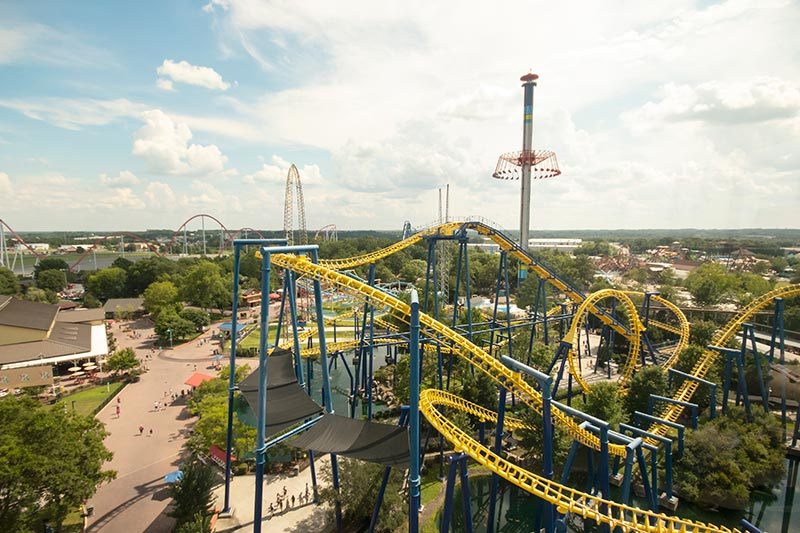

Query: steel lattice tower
283;164;308;246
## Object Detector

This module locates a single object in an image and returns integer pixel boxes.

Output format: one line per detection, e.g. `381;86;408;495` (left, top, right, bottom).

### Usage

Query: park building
528;238;582;252
0;296;108;391
14;242;49;254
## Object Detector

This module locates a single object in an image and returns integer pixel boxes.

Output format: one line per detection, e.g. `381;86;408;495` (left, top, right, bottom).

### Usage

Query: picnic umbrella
82;362;95;367
71;371;85;377
84;364;98;370
164;470;183;484
68;366;82;372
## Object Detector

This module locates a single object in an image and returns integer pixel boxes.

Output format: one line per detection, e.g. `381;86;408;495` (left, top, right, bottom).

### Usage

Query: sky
0;0;798;233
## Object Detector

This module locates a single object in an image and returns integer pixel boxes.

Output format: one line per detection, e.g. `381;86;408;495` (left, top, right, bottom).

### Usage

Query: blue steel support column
310;248;342;531
458;455;474;533
368;408;409;533
500;356;553;532
769;298;787;437
274;274;287;346
222;243;241;514
440;455;460;532
286;271;305;386
743;323;769;412
409;290;421;533
253;252;272;533
367;264;376;419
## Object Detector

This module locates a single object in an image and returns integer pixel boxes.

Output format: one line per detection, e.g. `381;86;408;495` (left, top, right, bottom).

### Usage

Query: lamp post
166;328;173;349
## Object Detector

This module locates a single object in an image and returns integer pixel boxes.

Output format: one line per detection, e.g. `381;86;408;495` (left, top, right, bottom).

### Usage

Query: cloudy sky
0;0;798;232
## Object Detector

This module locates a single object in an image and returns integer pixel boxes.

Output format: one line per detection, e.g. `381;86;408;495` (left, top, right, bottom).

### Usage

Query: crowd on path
267;483;313;519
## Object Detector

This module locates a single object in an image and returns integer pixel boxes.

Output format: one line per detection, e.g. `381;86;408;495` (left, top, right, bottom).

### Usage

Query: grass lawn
54;381;126;416
239;327;358;351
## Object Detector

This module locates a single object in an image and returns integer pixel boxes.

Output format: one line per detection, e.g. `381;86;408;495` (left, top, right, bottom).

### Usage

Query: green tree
126;256;177;295
459;369;497;412
86;267;128;301
34;258;69;280
179;261;229;312
319;458;406;532
143;280;180;318
37;269;68;293
111;256;133;271
175;513;212;533
675;408;784;510
23;287;58;303
0;266;20;295
155;310;196;342
582;381;626;429
0;396;116;531
83;292;101;308
625;366;667;418
168;460;216;529
105;347;140;375
180;308;211;331
684;263;737;305
689;319;719;346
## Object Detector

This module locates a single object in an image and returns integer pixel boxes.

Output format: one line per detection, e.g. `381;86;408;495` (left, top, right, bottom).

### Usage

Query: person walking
115;404;120;417
149;428;153;437
139;425;144;436
291;495;295;508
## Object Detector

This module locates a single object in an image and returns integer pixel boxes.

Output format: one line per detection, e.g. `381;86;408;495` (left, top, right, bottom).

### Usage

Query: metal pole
409;289;421;533
286;271;305;386
252;252;271;533
310;249;342;531
222;244;241;514
519;75;536;253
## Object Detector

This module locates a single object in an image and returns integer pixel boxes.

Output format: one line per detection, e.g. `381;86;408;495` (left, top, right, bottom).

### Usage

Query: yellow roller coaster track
270;252;778;532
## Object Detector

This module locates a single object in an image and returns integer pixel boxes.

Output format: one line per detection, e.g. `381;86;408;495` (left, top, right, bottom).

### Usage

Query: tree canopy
105;347;140;375
168;460;216;529
0;396;116;530
86;267;128;301
0;266;19;295
143;280;180;318
37;269;67;293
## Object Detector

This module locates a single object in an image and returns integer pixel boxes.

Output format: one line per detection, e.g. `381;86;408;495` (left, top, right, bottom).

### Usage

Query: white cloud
623;78;800;131
144;181;178;209
132;109;229;176
0;172;12;196
100;170;141;187
243;155;322;185
0;22;111;67
0;97;145;130
156;59;230;91
156;78;175;92
98;188;145;210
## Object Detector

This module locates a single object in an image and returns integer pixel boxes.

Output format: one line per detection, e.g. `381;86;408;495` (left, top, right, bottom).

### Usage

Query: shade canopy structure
185;372;215;388
239;348;409;467
219;322;247;334
290;413;409;467
239;349;323;440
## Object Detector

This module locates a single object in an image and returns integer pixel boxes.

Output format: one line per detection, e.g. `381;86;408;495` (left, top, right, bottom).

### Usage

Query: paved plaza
85;316;331;532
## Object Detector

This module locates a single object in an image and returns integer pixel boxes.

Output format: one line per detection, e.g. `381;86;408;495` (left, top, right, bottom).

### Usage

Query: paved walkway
86;319;224;532
215;455;332;533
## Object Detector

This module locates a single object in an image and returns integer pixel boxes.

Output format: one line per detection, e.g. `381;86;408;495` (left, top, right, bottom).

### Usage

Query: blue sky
1;0;798;232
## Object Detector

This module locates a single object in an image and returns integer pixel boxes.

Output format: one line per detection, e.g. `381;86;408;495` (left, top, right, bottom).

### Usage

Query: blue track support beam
458;455;474;533
742;323;770;412
369;408;409;533
551;401;610;530
768;298;788;437
285;271;305;387
408;290;421;533
309;248;342;532
222;244;241;514
715;344;752;420
223;238;286;515
500;355;554;532
620;422;675;501
648;394;699;430
740;518;763;533
253;251;272;533
486;386;507;533
440;454;460;532
633;411;685;458
367;264;376;420
620;440;638;505
275;275;287;346
668;368;716;419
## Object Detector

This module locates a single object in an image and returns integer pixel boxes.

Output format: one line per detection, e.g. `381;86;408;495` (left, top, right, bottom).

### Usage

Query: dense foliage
675;408;785;510
168;461;216;530
0;396;116;531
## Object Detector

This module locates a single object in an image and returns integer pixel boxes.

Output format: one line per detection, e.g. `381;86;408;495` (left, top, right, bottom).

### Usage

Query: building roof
56;308;106;323
0;322;92;366
185;372;216;388
103;298;144;313
0;296;59;331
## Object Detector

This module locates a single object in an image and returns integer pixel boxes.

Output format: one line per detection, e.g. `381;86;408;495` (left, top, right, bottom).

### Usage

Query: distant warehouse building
528;238;582;253
0;297;108;388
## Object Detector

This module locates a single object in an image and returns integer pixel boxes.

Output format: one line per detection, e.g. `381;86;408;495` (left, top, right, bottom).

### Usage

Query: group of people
267;483;312;518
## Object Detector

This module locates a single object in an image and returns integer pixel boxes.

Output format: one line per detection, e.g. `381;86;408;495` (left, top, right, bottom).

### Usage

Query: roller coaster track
270;252;764;532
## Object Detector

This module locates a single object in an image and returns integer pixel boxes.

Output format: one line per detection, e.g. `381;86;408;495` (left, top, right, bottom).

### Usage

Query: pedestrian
115;405;120;417
154;400;159;411
282;485;287;497
117;396;121;404
149;428;153;437
291;495;295;507
139;425;144;435
305;483;309;499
